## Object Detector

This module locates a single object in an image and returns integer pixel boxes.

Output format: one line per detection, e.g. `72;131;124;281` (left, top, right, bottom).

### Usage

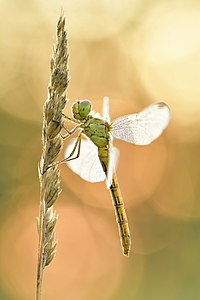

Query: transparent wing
106;132;119;188
64;137;105;182
111;102;170;145
102;96;110;123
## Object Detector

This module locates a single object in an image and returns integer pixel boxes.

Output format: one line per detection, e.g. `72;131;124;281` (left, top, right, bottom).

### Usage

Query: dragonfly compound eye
72;100;91;120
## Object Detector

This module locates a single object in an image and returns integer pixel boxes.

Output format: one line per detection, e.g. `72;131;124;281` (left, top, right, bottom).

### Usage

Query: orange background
0;1;200;299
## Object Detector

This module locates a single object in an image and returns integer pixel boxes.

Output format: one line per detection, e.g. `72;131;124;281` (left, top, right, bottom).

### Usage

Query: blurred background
0;0;200;299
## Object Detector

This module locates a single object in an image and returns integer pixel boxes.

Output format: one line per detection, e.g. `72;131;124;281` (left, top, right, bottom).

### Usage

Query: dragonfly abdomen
98;145;109;174
98;146;131;256
110;174;131;256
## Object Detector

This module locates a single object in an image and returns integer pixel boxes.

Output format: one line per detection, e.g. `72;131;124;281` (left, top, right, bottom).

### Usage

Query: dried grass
36;13;69;300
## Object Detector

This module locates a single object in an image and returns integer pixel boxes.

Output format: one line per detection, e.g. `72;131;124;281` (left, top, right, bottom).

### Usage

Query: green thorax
82;116;109;148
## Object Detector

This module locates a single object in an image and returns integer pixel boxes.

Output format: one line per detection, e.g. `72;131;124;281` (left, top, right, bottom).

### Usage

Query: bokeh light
127;1;200;129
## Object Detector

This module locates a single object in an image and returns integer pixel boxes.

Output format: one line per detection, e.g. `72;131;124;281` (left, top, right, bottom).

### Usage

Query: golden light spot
0;202;128;300
127;1;200;128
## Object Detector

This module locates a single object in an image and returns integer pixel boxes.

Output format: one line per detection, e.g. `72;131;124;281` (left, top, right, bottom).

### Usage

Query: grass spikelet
36;13;69;300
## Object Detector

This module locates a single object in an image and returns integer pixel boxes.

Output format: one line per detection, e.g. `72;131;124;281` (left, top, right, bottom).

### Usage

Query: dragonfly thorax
72;100;91;120
83;117;109;147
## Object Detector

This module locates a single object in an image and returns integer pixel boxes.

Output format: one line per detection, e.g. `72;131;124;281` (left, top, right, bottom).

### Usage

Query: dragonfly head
72;100;91;120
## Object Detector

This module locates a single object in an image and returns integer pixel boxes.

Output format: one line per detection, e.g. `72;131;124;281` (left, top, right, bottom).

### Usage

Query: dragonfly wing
106;133;119;188
64;137;105;182
111;102;170;145
102;96;110;123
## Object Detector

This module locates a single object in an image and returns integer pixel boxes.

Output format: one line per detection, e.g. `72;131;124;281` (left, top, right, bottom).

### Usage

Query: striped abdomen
98;146;131;256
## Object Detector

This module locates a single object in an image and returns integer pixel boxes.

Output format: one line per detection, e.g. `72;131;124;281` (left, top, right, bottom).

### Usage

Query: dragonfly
62;97;170;256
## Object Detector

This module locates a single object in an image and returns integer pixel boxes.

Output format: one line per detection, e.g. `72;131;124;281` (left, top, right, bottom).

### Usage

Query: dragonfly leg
60;124;80;140
64;132;82;163
41;132;82;174
62;113;80;123
62;113;74;122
